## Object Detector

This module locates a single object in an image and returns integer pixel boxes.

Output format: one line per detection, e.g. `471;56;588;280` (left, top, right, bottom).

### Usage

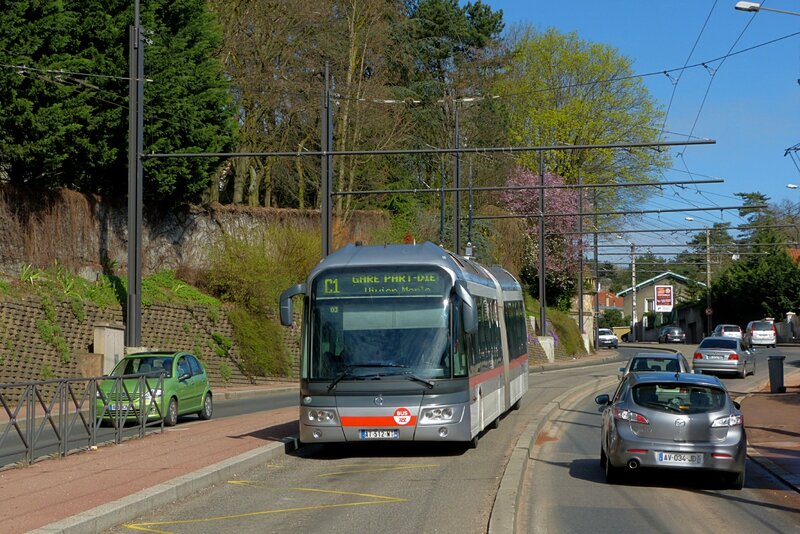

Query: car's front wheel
198;393;213;420
164;397;178;427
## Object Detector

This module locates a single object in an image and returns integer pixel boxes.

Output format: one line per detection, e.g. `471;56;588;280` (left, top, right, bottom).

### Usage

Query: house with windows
617;271;705;343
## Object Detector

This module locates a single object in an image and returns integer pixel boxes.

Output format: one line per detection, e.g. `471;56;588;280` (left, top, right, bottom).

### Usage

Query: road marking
318;463;438;477
123;487;407;532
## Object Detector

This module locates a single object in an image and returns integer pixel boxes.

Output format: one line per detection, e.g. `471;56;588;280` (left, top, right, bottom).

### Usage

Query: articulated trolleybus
279;241;529;447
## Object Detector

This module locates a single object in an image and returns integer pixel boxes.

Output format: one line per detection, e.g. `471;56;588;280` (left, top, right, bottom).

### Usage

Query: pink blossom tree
501;166;588;308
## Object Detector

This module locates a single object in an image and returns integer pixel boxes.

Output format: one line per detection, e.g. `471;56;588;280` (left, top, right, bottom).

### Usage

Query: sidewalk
1;357;798;534
738;370;800;491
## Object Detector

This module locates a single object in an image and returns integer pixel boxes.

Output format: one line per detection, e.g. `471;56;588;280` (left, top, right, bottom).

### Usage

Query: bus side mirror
455;282;478;334
279;284;306;326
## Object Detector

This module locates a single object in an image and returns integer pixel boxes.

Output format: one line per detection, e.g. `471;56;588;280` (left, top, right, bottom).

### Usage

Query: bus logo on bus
393;408;412;425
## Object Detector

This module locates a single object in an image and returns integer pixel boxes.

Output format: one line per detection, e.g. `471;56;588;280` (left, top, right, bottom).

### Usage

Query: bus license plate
657;452;703;465
360;429;399;440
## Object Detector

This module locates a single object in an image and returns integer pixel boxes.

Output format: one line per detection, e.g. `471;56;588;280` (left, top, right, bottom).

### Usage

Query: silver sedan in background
595;372;746;489
692;336;755;378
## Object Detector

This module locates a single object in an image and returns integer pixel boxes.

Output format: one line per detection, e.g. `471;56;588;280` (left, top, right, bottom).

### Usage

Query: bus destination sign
317;269;447;297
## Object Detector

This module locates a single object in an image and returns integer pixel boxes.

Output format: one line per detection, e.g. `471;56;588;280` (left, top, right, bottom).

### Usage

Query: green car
96;351;213;426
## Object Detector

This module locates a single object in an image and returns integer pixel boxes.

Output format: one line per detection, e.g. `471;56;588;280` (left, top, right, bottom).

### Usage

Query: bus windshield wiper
327;363;408;391
405;374;434;389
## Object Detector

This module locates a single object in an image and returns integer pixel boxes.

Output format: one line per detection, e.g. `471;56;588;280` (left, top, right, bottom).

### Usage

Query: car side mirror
595;394;610;406
733;401;741;410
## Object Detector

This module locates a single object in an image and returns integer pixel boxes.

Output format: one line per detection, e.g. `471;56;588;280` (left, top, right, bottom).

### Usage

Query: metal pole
593;186;599;350
577;171;584;334
631;243;637;343
467;159;473;249
440;159;445;245
126;0;143;348
320;63;332;258
538;152;547;335
453;104;461;254
706;227;712;336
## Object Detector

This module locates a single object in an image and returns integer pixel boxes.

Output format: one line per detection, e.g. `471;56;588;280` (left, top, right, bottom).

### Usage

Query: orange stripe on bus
340;416;418;427
469;365;505;387
510;354;528;369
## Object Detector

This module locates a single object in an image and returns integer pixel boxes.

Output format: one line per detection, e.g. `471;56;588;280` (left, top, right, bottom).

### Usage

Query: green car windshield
111;356;173;378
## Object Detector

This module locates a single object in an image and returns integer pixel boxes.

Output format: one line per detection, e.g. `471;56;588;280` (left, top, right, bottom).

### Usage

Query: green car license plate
656;452;703;465
360;429;399;440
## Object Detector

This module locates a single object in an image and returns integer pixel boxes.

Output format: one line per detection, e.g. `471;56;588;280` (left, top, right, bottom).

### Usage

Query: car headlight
712;414;743;427
420;406;456;424
304;408;339;425
145;389;162;400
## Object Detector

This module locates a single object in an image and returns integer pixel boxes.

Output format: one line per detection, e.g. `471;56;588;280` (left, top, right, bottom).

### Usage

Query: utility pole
538;151;546;335
453;104;461;255
706;227;712;336
320;63;333;258
631;243;637;343
593;186;599;350
577;171;584;334
126;0;144;348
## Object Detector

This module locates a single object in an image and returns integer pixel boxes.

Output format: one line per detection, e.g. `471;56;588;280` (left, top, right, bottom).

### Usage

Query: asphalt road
101;363;625;533
518;345;800;533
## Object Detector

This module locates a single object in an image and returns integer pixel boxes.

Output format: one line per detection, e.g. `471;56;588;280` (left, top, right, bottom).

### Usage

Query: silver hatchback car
692;336;755;378
595;372;746;489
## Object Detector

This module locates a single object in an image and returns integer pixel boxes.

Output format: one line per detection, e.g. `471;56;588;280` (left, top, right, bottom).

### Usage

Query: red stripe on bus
340;416;418;427
469;365;505;387
509;354;528;369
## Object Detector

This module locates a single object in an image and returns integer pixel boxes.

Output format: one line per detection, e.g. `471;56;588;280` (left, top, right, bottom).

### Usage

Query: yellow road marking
124;487;407;532
319;463;438;477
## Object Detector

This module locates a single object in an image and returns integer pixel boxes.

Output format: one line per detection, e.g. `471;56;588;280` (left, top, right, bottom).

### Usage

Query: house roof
616;271;706;297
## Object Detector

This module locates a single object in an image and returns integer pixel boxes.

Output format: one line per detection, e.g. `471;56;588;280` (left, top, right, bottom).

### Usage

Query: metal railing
0;373;165;468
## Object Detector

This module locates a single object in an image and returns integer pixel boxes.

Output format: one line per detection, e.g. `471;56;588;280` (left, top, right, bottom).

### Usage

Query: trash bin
768;355;786;393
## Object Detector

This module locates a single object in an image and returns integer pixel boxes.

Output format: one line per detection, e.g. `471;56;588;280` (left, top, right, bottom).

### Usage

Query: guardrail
0;374;165;467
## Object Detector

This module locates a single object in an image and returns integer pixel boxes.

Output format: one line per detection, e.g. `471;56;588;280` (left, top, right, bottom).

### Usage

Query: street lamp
735;1;800;15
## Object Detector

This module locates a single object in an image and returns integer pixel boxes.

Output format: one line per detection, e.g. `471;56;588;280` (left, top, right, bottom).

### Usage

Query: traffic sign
705;307;713;316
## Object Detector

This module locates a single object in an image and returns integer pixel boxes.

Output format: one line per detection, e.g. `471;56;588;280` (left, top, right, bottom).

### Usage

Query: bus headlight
304;408;339;425
420;406;456;424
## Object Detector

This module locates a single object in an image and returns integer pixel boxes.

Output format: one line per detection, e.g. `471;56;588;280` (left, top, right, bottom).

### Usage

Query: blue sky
484;0;800;254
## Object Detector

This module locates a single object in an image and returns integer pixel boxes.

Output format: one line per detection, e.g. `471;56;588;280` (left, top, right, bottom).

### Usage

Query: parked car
598;328;619;349
712;324;742;340
743;320;776;348
96;351;213;426
658;326;686;344
618;351;692;379
595;372;746;489
692;336;755;378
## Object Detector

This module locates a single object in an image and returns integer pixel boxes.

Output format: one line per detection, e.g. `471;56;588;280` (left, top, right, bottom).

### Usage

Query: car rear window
723;326;740;332
630;358;680;372
633;384;726;413
751;321;773;330
699;338;737;350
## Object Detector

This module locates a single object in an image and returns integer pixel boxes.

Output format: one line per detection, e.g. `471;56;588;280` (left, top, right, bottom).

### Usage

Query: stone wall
0;297;297;387
0;185;386;279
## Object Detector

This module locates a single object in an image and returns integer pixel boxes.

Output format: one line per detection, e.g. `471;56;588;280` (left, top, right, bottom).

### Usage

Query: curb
488;374;620;534
31;438;300;534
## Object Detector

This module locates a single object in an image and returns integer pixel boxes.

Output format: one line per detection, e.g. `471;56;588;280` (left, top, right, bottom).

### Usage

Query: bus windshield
308;268;453;381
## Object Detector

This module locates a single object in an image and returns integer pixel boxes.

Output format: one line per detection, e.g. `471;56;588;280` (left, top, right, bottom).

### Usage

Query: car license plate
656;452;703;465
360;429;399;440
706;354;723;360
109;403;133;411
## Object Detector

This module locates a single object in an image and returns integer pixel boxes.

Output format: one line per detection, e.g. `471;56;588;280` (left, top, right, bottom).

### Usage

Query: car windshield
110;356;173;378
599;329;613;335
633;383;727;414
698;338;737;350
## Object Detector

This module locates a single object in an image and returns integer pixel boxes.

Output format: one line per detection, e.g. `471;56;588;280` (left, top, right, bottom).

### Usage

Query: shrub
227;306;291;377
